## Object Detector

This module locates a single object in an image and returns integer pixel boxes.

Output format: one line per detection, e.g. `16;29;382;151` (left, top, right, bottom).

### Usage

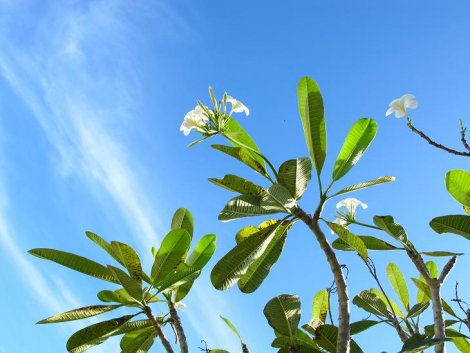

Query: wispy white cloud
0;1;240;351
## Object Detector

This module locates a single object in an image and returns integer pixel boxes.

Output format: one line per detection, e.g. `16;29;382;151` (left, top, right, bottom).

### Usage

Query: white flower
330;216;348;234
180;105;209;136
385;94;418;118
174;302;186;310
226;94;250;116
336;198;368;219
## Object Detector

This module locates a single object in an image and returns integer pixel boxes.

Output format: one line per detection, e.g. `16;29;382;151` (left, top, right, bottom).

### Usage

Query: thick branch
144;305;174;353
438;256;457;284
406;119;470;157
168;303;189;353
295;206;350;353
405;248;446;353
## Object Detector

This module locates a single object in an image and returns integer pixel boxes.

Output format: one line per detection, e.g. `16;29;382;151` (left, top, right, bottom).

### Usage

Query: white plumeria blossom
226;94;250;116
385;94;418;118
180;105;209;136
174;302;186;310
336;198;368;218
330;216;348;234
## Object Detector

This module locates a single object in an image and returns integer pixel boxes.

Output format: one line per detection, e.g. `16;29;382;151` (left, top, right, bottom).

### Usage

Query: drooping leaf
37;305;122;324
218;194;285;221
445;169;470;207
350;320;380;335
174;234;217;302
373;215;408;244
386;263;409;311
297;77;326;176
430;215;470;241
209;175;265;196
211;222;282;290
171;208;194;238
220;316;243;342
111;241;143;285
406;301;430;318
263;294;301;337
326;222;368;259
353;290;391;318
224;116;266;170
28;248;118;284
112;320;153;336
331;176;396;197
66;315;134;353
312;290;329;323
108;266;143;301
332;118;377;181
212;144;267;176
151;229;191;284
277;158;312;199
238;221;290;293
332;235;401;251
156;267;200;294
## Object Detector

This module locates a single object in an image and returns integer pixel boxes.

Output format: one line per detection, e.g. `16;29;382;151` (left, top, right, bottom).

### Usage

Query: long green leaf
332;118;377;181
220;316;243;342
238;221;290;293
218;194;285;221
297;77;326;176
171;208;194;238
209;174;265;196
277;158;312;199
121;328;155;353
350;320;380;335
331;176;395;197
211;222;281;290
156;267;200;294
312;289;329;323
111;241;143;285
151;229;191;284
28;248;117;283
86;231;125;267
421;251;464;257
97;289;136;305
326;222;368;259
452;337;470;352
66;315;134;353
430;215;470;241
353;290;391;318
373;215;408;244
406;302;430;318
235;220;278;244
386;263;409;311
371;288;405;319
263;294;301;337
445;169;470;207
37;305;122;324
108;266;143;301
315;325;363;353
212;144;267;176
332;235;401;251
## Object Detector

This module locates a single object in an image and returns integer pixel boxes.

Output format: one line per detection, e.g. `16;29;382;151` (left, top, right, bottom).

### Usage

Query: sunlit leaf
277;158;312;199
332;235;401;251
331;176;395;197
264;294;301;337
386;263;409;311
312;290;329;323
212;144;267;176
37;305;122;324
326;222;368;259
209;174;265;196
430;215;470;241
373;215;408;244
445;169;470;207
171;208;194;238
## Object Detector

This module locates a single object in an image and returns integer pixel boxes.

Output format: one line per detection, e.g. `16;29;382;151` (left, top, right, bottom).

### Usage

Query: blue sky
0;1;469;352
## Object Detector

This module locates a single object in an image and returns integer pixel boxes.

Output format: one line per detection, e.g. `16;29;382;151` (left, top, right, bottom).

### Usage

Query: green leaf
171;208;194;238
350;320;380;335
112;320;153;336
411;278;430;304
156;266;200;294
174;234;217;302
220;316;243;342
28;248;118;283
353;290;391;318
121;328;155;353
332;235;401;251
452;337;470;352
209;174;265;196
312;290;329;323
445;169;470;207
238;221;290;293
331;176;396;197
277;158;312;199
66;315;134;353
218;194;285;221
37;305;122;324
224;116;266;169
421;251;464;257
97;289;136;305
400;334;449;353
326;222;368;259
315;325;363;353
386;263;409;311
151;229;191;284
108;266;143;301
263;294;301;337
111;241;143;285
371;288;405;319
212;144;267;176
373;215;408;244
211;222;282;290
332;118;377;181
265;183;297;212
406;301;430;318
430;215;470;241
86;231;126;267
297;77;326;176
